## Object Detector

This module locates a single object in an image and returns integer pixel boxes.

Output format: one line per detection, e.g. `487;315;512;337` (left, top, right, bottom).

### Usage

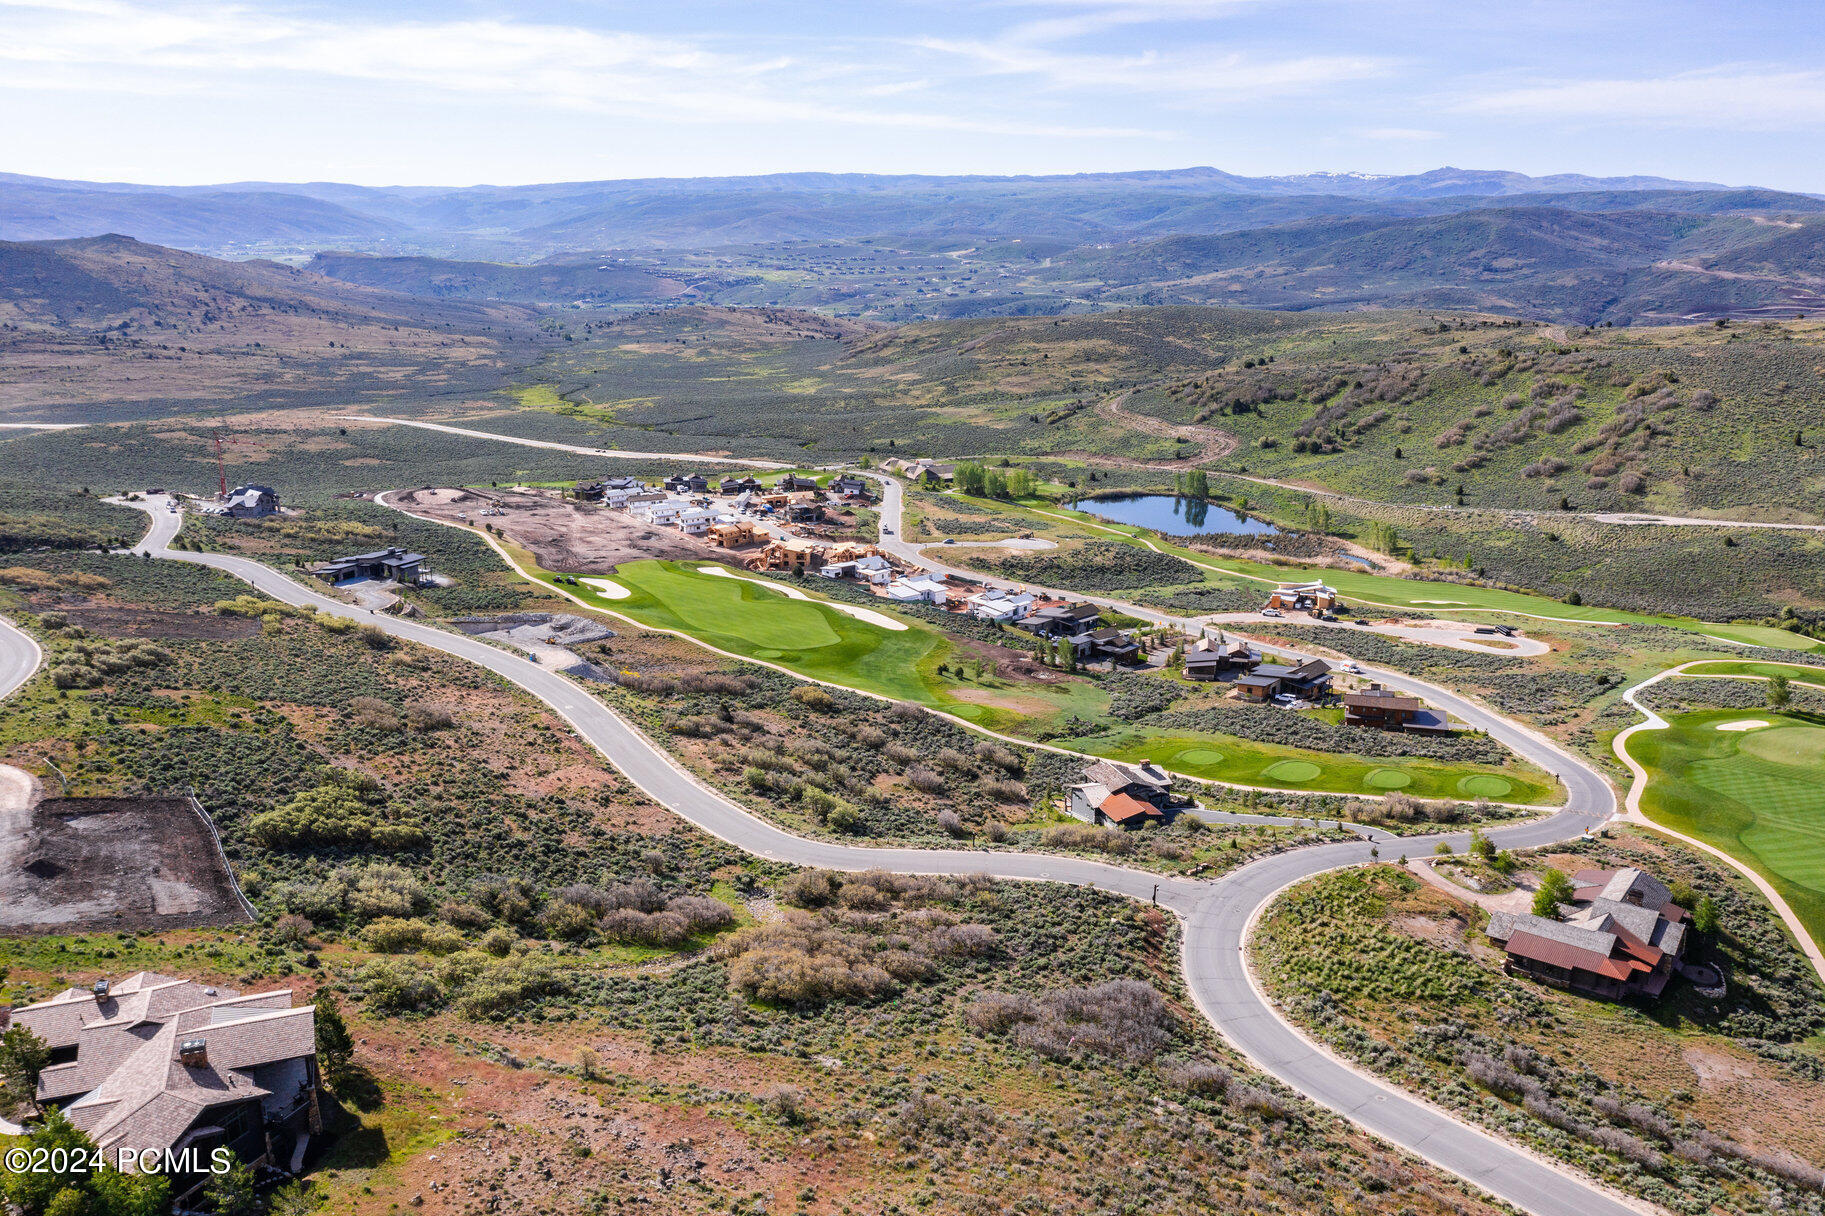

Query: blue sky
4;0;1823;189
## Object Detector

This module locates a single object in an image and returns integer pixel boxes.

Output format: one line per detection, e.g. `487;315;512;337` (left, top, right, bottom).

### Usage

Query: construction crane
211;432;235;499
209;425;261;500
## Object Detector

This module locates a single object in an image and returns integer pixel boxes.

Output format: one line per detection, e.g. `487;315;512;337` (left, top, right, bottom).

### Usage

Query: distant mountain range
1;166;1807;255
5;167;1824;325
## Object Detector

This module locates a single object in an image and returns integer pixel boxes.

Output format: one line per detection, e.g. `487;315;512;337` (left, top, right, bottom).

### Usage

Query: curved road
74;496;1634;1216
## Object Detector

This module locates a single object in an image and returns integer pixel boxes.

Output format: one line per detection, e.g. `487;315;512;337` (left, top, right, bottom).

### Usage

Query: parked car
1260;607;1282;617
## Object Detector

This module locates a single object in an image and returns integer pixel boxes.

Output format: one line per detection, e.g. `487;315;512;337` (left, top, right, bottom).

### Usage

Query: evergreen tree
315;991;356;1088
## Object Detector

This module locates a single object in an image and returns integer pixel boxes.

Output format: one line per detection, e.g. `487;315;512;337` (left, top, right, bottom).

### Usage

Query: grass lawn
1628;706;1825;947
1054;723;1561;805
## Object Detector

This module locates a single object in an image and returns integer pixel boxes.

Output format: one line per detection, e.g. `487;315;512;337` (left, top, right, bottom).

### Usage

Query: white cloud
1458;67;1825;130
0;0;1162;139
1359;126;1442;141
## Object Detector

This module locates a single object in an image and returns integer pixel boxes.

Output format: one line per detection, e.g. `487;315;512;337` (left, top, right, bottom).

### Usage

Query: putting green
1740;725;1825;768
1176;747;1227;767
1365;768;1414;790
1457;775;1514;798
1264;760;1324;783
1629;708;1825;949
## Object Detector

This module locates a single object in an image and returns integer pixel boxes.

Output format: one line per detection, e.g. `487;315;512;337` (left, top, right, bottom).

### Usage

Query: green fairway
1683;660;1825;686
1055;724;1560;805
536;559;1559;804
1628;707;1825;948
545;559;1107;733
564;559;946;704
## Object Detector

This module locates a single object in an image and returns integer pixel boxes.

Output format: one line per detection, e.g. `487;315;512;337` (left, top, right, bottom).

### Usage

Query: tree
0;1109;167;1216
0;1023;51;1116
1468;829;1495;861
206;1159;260;1216
1532;868;1574;919
1767;671;1792;709
314;991;356;1088
1693;895;1721;936
1491;849;1518;876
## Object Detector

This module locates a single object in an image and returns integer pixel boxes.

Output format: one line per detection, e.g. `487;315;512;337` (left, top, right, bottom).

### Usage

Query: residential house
1084;627;1142;665
6;973;321;1203
676;507;719;536
638;502;685;526
820;554;894;583
1066;759;1179;827
1343;685;1455;735
718;476;763;495
966;587;1036;623
315;546;426;586
831;475;870;498
885;575;949;605
709;520;763;548
1265;581;1338;614
572;481;607;503
780;474;822;493
664;473;710;494
223;484;277;518
1234;658;1332;701
1182;636;1258;681
1021;602;1103;643
603;476;644;492
785;493;826;523
1485;868;1691;1000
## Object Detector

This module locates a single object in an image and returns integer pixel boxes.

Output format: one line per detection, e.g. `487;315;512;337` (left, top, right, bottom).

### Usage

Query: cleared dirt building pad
1;796;251;934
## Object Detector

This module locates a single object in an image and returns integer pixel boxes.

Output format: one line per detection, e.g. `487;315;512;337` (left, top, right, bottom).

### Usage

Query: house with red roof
1484;867;1691;1000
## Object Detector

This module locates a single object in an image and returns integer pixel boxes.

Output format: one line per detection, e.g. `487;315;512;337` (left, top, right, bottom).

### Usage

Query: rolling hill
0;235;545;419
1054;207;1825;324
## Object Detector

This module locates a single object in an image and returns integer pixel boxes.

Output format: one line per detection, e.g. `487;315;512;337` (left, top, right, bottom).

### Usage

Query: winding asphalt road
2;495;1632;1216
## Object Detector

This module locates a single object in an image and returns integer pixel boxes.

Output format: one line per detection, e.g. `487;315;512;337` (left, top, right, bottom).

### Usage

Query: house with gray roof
4;972;322;1202
1485;867;1691;1000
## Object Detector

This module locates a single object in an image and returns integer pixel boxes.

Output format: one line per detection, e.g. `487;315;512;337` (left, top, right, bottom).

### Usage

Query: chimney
179;1039;209;1068
92;979;110;1002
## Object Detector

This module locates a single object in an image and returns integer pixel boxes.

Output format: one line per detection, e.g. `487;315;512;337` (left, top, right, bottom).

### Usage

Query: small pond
1065;494;1280;537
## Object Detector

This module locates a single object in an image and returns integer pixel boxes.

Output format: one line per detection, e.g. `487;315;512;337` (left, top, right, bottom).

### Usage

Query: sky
3;0;1824;190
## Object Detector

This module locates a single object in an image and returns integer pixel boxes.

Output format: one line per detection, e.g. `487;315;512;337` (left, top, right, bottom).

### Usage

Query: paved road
99;494;1643;1216
334;416;793;470
0;614;42;700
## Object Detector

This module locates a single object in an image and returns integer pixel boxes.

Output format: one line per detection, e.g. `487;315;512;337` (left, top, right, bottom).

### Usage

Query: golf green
1458;775;1514;799
1629;708;1825;949
1365;768;1413;790
1264;760;1323;783
1176;747;1227;767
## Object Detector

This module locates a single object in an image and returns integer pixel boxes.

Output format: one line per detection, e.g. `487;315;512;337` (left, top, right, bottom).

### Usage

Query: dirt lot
28;600;261;640
397;487;733;572
0;794;250;935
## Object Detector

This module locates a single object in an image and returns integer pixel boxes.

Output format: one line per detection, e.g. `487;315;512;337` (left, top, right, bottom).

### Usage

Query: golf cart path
99;494;1656;1216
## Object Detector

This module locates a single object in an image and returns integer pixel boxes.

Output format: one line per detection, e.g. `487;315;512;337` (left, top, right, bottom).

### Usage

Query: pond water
1065;494;1280;537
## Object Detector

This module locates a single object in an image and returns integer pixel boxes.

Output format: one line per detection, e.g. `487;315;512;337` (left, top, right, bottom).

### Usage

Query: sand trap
1716;719;1771;732
696;566;907;631
1411;599;1467;605
579;577;631;600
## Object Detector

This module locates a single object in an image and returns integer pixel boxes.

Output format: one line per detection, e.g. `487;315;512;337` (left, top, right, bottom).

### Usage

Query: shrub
361;916;430;953
789;685;835;710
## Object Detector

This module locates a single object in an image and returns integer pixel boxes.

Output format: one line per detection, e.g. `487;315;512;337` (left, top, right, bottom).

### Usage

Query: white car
1342;662;1363;675
1260;607;1282;618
